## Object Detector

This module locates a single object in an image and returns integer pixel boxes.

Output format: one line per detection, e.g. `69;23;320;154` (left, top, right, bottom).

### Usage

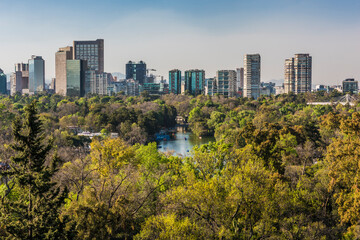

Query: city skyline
0;0;359;84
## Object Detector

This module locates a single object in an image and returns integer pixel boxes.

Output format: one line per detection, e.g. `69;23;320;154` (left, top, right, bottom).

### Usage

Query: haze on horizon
0;0;359;85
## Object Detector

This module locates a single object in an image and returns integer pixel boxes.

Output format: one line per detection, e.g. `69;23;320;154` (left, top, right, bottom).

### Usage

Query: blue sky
1;0;359;84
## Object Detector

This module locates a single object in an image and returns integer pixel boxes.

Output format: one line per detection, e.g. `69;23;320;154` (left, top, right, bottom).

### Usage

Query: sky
0;0;360;85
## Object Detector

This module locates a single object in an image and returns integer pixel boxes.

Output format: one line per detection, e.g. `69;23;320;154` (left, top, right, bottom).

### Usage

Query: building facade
66;60;87;97
28;56;45;94
212;70;237;97
11;63;29;95
260;82;276;96
205;78;216;96
294;54;312;93
236;67;244;92
169;69;181;94
284;58;295;93
85;71;112;95
343;78;358;94
126;61;146;84
0;69;7;94
50;78;56;92
55;46;73;95
114;79;140;96
274;85;285;95
284;54;312;94
243;54;261;99
73;39;104;72
184;69;205;96
315;85;328;92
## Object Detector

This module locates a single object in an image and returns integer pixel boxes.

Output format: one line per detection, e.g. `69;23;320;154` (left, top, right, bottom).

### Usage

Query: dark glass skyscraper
169;69;181;94
73;39;104;72
126;61;146;84
184;69;205;96
0;69;7;94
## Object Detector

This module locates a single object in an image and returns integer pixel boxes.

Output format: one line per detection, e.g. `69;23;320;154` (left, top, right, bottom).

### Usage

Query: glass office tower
66;60;87;97
28;56;45;94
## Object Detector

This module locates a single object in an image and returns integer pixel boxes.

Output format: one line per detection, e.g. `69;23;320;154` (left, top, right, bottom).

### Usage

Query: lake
158;131;215;156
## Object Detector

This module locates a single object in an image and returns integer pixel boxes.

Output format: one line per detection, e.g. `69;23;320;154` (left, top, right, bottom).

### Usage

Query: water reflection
158;131;214;157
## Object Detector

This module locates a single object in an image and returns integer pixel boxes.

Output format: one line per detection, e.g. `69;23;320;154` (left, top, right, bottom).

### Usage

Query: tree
0;101;72;239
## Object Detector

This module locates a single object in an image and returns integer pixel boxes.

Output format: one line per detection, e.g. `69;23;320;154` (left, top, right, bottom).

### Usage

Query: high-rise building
55;46;73;95
11;63;29;95
15;63;29;72
73;39;104;72
243;54;261;99
284;58;295;93
0;69;7;94
343;78;358;94
126;61;146;84
205;78;216;96
11;72;23;95
85;71;112;95
169;69;181;94
215;70;237;97
66;60;87;97
294;54;312;93
284;54;312;94
28;55;45;94
236;68;244;91
184;69;205;96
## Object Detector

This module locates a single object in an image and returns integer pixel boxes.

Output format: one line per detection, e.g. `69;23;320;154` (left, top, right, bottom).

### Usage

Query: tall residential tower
284;54;312;94
243;54;261;99
184;69;205;96
169;69;181;94
216;70;237;97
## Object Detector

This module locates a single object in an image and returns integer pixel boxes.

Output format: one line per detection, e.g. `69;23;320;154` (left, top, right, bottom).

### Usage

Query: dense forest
1;90;360;239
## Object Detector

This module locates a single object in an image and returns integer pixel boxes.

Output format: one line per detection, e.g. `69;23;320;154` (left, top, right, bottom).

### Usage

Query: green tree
0;101;72;239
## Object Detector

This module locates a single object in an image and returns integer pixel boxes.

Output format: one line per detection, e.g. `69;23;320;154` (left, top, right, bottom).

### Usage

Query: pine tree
0;101;73;239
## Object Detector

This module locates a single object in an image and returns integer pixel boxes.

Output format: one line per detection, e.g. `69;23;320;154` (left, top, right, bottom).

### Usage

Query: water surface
158;132;214;156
